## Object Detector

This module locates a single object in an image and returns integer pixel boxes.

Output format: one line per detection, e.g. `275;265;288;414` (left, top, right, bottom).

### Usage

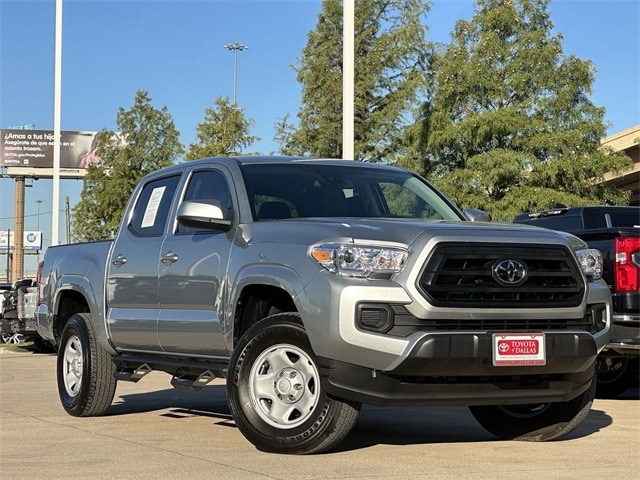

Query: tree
72;90;184;241
276;0;431;162
419;0;632;220
186;96;259;159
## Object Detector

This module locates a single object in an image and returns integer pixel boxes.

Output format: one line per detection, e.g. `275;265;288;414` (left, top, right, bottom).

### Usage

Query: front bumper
318;330;596;406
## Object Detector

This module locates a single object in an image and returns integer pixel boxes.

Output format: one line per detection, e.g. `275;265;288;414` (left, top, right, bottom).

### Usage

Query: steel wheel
57;313;117;416
227;313;360;454
61;334;83;397
249;343;320;428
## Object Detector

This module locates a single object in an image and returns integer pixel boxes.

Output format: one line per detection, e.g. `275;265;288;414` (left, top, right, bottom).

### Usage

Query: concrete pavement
1;346;638;480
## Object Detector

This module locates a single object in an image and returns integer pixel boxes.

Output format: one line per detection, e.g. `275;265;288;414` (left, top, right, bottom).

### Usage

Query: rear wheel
57;313;117;416
469;375;596;441
227;313;360;454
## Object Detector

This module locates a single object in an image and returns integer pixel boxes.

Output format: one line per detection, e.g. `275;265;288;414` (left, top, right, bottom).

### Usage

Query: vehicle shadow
106;384;613;452
108;384;231;420
334;405;612;452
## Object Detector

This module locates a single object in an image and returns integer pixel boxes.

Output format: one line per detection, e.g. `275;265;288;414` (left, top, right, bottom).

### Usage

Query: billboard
1;129;102;178
0;230;43;252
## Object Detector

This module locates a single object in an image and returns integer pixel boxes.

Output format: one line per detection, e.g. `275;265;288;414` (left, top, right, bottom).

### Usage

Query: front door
157;168;234;357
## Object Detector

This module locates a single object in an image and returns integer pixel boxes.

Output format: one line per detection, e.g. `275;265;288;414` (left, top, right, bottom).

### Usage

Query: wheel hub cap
275;368;304;403
71;356;83;377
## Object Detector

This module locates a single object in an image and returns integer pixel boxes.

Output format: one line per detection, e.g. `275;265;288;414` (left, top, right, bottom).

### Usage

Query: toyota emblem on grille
492;259;527;286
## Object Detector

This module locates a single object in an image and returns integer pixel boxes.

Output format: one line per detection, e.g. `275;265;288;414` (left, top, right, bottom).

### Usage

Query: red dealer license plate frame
492;333;546;366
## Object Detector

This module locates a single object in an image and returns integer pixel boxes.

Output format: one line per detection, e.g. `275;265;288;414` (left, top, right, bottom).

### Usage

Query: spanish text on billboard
0;129;101;169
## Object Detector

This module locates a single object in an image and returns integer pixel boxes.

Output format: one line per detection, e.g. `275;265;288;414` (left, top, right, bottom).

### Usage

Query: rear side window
129;175;180;236
604;212;640;228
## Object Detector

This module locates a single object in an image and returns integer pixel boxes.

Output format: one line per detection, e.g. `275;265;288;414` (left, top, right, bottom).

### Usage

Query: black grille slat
419;243;585;308
416;318;592;331
387;304;602;337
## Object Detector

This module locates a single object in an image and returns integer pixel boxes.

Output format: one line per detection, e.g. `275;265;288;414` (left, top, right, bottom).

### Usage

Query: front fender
226;263;310;349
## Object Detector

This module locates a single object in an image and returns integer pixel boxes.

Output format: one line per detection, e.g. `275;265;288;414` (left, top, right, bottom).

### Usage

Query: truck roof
513;205;640;231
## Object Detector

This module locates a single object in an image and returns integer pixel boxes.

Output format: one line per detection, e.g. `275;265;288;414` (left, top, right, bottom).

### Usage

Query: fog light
357;304;394;333
587;304;607;333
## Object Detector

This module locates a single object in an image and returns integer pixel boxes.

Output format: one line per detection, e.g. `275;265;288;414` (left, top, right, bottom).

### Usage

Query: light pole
223;42;248;105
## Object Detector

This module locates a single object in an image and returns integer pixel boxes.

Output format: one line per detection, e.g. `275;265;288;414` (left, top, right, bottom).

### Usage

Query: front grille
387;305;597;337
418;243;585;308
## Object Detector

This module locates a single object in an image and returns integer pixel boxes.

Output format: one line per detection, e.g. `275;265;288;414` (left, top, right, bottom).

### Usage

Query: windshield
240;163;462;221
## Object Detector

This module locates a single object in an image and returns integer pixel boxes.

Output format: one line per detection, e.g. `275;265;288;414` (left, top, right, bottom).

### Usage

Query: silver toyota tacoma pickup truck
36;156;611;454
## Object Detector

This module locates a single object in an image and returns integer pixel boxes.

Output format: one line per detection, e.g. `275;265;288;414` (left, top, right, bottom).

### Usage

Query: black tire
596;355;638;399
227;313;360;454
57;313;117;416
469;375;596;441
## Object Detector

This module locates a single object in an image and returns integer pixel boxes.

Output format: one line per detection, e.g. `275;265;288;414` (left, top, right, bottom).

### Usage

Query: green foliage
186;97;259;159
422;0;632;218
72;90;184;241
381;182;440;218
276;0;431;162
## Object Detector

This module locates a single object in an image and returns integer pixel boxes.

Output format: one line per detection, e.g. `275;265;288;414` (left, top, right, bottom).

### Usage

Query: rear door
157;167;234;356
106;174;181;352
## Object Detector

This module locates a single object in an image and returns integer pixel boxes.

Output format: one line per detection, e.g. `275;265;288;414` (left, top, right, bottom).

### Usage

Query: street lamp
223;42;248;105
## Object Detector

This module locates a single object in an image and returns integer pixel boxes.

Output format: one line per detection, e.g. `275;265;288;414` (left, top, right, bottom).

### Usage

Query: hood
241;217;577;249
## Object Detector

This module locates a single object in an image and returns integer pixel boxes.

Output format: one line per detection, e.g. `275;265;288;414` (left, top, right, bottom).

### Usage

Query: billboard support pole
12;177;25;281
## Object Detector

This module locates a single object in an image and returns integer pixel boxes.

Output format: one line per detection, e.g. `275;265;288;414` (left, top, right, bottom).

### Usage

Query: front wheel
57;313;117;416
227;313;360;454
469;375;596;441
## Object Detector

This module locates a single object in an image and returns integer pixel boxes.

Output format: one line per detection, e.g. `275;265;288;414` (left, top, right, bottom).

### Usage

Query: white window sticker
141;186;166;228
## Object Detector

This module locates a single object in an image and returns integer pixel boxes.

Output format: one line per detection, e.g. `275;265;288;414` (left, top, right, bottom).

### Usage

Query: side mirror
177;201;232;230
463;208;492;222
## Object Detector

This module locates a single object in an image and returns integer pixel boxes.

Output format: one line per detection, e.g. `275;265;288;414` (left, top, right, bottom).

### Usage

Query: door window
129;175;181;236
178;170;232;234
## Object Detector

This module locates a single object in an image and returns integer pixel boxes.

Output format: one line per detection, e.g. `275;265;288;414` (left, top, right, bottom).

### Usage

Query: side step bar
112;354;228;390
171;369;217;390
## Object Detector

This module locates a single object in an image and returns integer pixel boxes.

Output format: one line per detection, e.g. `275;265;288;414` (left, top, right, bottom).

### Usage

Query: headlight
311;243;408;278
575;248;603;281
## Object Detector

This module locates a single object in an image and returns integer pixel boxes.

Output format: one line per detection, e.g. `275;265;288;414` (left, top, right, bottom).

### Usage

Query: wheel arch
52;275;115;355
229;265;307;348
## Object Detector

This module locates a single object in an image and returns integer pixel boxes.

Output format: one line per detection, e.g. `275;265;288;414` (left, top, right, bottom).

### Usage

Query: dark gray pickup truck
514;205;640;397
36;156;611;454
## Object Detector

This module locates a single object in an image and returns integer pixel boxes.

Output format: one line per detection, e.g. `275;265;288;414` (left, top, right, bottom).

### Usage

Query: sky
1;0;639;278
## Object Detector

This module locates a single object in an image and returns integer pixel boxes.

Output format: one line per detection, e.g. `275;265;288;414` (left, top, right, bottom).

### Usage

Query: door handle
111;254;127;267
161;251;178;265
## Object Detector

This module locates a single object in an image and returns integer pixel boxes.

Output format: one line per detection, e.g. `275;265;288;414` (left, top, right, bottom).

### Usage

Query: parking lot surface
1;346;638;480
